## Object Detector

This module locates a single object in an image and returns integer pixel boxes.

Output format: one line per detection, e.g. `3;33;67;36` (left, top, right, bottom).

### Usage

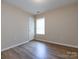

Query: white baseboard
36;39;78;48
1;40;32;52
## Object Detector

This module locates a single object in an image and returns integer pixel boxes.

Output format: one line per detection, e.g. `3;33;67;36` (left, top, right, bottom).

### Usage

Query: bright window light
36;17;45;35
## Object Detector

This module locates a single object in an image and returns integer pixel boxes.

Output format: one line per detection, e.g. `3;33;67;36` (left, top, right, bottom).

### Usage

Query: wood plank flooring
1;40;78;59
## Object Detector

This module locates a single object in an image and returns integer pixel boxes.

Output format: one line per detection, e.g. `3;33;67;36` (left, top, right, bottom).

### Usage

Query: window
36;17;45;35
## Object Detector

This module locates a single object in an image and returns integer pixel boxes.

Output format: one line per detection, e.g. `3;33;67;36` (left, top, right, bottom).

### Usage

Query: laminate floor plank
1;40;78;59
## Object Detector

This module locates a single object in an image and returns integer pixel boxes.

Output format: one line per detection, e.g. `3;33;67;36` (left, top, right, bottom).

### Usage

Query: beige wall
1;2;34;51
35;4;78;48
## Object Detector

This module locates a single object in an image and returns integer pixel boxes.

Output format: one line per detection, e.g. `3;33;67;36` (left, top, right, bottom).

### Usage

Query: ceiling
2;0;77;15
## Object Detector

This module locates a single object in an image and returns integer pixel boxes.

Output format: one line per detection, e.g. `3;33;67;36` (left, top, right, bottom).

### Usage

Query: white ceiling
2;0;77;15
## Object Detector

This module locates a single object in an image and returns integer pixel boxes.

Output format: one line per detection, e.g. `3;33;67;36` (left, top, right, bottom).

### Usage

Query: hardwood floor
1;40;78;59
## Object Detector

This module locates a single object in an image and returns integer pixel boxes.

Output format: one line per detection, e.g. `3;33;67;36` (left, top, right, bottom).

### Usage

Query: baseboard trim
1;40;32;52
36;39;78;48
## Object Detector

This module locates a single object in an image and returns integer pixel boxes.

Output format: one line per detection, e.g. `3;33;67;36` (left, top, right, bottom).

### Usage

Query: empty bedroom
1;0;78;59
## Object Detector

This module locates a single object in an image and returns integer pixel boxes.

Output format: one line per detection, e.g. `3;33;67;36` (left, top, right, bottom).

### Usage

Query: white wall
1;2;34;51
35;4;78;48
